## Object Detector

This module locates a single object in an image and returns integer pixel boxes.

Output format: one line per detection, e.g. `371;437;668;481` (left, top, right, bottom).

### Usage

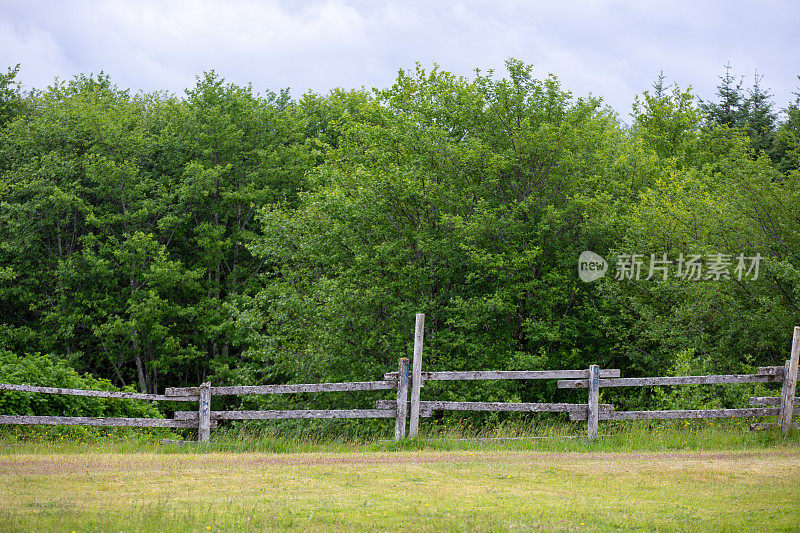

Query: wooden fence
0;382;205;429
0;317;798;442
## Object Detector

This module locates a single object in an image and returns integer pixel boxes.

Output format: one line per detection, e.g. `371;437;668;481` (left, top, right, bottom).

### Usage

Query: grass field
2;447;800;531
2;423;800;532
0;426;800;531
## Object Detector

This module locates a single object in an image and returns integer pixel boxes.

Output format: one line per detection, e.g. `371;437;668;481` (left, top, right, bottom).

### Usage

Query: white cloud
0;0;798;116
0;18;69;88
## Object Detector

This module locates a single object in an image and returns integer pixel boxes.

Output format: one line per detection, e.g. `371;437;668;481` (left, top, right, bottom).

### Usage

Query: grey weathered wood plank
175;409;399;421
395;358;409;441
197;382;211;443
750;396;780;406
0;383;198;401
377;400;613;414
587;365;600;440
568;405;616;421
557;374;781;389
779;327;800;435
375;401;432;417
601;407;780;421
0;415;206;428
384;369;621;381
166;381;395;396
758;366;800;379
749;397;800;406
165;387;198;397
409;313;425;438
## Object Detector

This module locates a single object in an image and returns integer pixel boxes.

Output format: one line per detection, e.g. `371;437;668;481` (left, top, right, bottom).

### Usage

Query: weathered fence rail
557;373;782;389
388;320;800;440
0;415;207;428
0;318;798;443
375;400;613;415
173;409;411;421
600;408;781;421
750;397;800;406
165;381;396;396
0;382;199;401
383;369;622;381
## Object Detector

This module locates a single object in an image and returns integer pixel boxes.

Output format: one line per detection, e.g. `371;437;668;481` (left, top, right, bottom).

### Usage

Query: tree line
1;60;798;416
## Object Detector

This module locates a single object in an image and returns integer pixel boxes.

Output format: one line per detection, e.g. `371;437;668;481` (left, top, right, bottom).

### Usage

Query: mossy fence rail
1;318;799;443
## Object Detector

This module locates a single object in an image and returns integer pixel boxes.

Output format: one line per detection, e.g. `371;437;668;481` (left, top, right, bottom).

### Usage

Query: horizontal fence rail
601;408;780;421
1;319;799;443
0;377;401;438
165;381;395;397
749;397;800;406
0;383;199;401
757;366;800;378
173;408;416;421
0;414;212;428
374;400;613;417
557;374;782;389
384;369;621;381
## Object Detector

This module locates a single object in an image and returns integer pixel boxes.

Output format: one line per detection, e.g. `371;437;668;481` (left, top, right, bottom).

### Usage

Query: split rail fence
1;317;798;442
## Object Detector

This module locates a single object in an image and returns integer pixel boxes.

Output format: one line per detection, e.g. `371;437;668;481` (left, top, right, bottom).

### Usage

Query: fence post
409;313;425;438
587;365;600;440
778;326;800;436
198;382;211;443
395;358;409;441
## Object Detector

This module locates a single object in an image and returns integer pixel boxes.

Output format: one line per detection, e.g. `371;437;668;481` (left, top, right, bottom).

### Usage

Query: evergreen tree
652;70;670;99
743;70;776;156
701;63;745;128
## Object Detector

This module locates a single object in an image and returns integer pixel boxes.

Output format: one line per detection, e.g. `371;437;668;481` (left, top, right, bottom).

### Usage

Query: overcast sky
2;0;798;120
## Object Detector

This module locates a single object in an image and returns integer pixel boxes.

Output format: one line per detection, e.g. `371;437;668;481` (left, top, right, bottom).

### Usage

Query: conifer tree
701;63;745;128
743;70;777;156
652;70;670;99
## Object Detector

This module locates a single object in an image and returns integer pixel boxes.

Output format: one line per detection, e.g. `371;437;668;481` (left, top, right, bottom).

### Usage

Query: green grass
2;421;800;531
1;417;798;455
2;445;800;531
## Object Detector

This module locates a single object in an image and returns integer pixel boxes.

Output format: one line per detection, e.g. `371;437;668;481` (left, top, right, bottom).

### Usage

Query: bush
0;350;162;418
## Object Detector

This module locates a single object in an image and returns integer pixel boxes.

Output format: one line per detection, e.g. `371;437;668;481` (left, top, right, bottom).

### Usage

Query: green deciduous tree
242;61;630;409
0;64;23;130
2;60;799;420
0;71;315;395
772;77;800;174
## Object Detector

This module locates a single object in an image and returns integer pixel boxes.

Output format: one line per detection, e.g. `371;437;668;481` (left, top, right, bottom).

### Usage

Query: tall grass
2;417;798;455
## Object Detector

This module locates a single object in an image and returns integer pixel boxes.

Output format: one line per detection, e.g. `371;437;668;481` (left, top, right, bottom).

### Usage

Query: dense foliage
1;61;798;416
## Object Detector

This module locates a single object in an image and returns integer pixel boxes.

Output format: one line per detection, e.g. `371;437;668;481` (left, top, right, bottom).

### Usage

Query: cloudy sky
2;0;798;119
